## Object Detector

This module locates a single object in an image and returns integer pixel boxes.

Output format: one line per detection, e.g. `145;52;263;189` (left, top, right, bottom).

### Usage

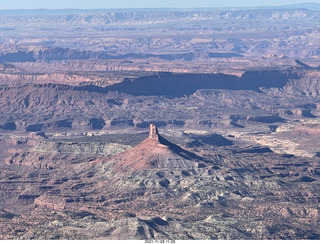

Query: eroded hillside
1;7;320;240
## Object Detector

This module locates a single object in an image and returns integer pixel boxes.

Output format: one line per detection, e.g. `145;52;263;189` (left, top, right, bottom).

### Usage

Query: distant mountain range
256;2;320;10
0;2;320;16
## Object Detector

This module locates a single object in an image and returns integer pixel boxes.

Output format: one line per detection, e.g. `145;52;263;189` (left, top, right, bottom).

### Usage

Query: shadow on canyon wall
75;70;298;97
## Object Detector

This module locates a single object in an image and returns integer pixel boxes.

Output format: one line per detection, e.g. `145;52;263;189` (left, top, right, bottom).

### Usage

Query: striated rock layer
114;124;201;170
1;125;320;240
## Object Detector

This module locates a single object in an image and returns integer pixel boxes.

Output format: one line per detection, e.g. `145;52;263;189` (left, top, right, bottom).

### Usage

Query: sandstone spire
148;124;159;140
114;123;202;171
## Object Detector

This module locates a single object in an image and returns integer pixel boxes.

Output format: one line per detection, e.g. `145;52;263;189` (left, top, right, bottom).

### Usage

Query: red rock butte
149;124;159;140
114;124;200;171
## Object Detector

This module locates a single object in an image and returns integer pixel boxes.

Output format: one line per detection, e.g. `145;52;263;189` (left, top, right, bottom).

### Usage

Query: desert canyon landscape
1;3;320;240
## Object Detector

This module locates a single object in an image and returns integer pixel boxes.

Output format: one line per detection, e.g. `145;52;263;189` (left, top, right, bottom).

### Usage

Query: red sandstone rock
114;124;198;170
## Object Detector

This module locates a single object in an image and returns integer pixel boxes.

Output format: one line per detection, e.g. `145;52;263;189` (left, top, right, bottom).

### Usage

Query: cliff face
284;70;320;97
105;70;295;96
0;71;122;86
0;69;319;133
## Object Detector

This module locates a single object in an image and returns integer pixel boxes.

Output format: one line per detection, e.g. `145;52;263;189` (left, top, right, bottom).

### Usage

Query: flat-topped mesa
148;124;159;141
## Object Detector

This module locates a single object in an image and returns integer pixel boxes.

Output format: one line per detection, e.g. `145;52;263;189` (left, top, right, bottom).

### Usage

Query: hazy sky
0;0;320;9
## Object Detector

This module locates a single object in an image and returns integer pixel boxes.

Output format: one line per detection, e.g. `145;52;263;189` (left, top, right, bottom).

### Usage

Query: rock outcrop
148;124;159;140
114;124;201;170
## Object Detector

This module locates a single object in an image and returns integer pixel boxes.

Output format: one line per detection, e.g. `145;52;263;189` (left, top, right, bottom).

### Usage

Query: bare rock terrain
1;125;320;239
1;7;320;240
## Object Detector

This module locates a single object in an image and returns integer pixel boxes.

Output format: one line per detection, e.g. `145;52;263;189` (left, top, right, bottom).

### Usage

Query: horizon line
0;6;319;11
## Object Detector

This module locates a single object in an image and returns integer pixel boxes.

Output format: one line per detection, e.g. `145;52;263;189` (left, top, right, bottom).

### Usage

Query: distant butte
114;124;203;171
